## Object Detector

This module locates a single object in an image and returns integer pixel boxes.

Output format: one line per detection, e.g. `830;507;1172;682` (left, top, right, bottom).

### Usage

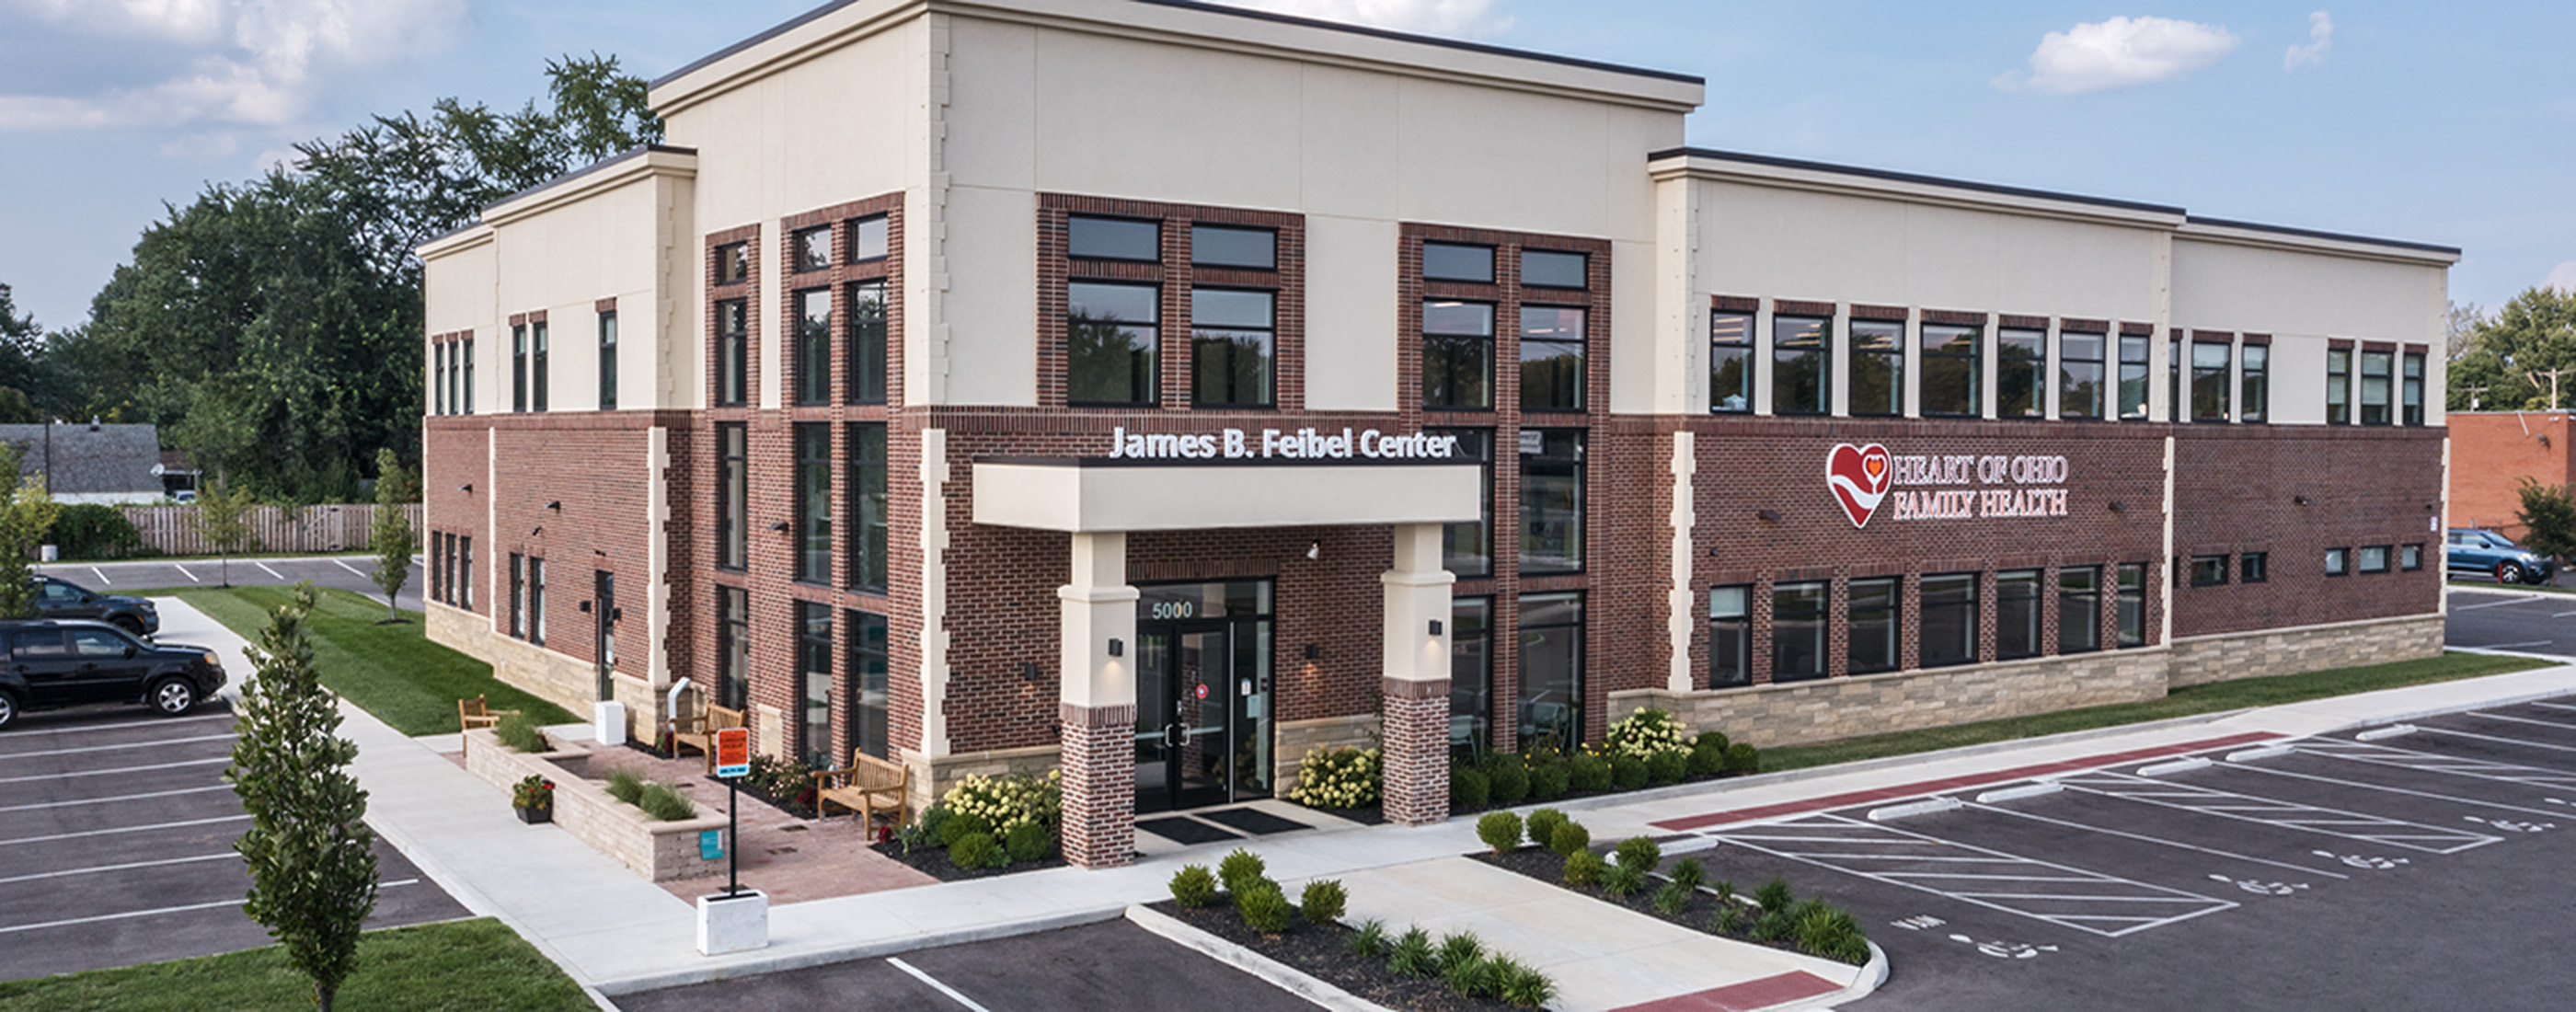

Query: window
2240;344;2269;423
2116;563;2145;648
1848;577;1899;675
793;225;832;272
795;288;832;405
794;423;831;583
1710;311;1753;413
2117;333;2149;420
848;423;888;592
2358;546;2391;574
848;610;890;760
1772;581;1828;683
1920;573;1978;668
2327;349;2352;424
1192;224;1274;270
1450;598;1492;755
1422;301;1494;409
1773;315;1828;415
2360;351;2393;425
597;311;618;410
528;557;546;646
2401;544;2424;571
2168;336;2183;423
429;534;443;604
1849;319;1903;417
2062;330;2107;420
847;281;888;405
512;323;528;412
2402;352;2425;426
2325;546;2351;576
1422;242;1494;283
1999;328;2044;419
458;536;471;609
1433;429;1493;578
1521;249;1586;289
532;321;548;412
433;343;446;416
716;300;748;407
2190;555;2228;586
1192;288;1275;408
462;339;474;413
1069;215;1159;261
1520;429;1584;573
714;241;749;284
797;603;834;771
850;214;890;263
1921;323;1981;417
1996;569;2041;661
2059;567;2101;654
1517;592;1583;749
716;586;750;710
2240;552;2269;583
2190;340;2228;421
717;423;748;570
1519;306;1585;411
1709;585;1751;688
1067;282;1158;406
508;553;524;638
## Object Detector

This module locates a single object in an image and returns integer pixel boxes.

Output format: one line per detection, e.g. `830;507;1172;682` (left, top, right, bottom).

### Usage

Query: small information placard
699;829;724;860
714;727;751;779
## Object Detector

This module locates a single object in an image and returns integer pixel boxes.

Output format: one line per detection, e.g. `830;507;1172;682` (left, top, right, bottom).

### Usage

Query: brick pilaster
1059;702;1136;868
1380;677;1451;826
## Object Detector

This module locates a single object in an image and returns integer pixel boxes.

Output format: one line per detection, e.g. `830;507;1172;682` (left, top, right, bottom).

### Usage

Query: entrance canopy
972;459;1480;532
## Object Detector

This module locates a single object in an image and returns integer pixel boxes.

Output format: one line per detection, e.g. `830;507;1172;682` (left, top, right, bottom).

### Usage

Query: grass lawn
170;585;575;737
0;917;591;1012
1762;650;2558;773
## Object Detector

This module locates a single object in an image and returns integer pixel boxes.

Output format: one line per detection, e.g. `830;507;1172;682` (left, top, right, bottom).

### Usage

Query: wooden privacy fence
117;503;426;557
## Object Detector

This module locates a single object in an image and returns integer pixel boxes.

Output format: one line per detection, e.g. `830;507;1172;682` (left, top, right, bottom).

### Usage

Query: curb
591;903;1130;995
2320;684;2576;736
1122;905;1394;1012
1766;940;1889;1011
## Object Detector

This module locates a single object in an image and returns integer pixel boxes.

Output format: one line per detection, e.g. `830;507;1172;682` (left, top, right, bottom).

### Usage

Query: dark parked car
32;576;158;637
0;619;224;729
2446;528;2555;585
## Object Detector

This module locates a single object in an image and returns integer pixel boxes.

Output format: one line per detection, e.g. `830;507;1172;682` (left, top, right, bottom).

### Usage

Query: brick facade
2446;411;2568;536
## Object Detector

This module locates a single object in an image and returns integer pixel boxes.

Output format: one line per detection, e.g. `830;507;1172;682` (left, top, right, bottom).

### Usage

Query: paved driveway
2445;586;2576;657
36;555;422;614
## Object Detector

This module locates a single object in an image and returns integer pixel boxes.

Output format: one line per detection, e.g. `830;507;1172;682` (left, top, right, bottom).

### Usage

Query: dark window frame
1067;214;1163;264
2357;545;2392;574
1995;569;2042;661
527;556;546;647
1848;318;1904;418
716;422;748;571
1519;248;1589;290
1450;596;1494;756
716;586;750;710
1770;581;1829;684
1430;428;1493;579
715;299;749;408
794;287;833;406
2189;554;2229;587
848;609;891;760
1518;303;1587;413
1847;576;1901;675
2401;351;2425;426
713;241;750;285
2400;543;2424;571
1709;584;1752;688
795;601;834;771
2326;546;2352;576
2360;351;2394;425
1772;314;1831;416
1066;279;1162;408
848;214;891;264
1998;327;2045;419
1422;241;1496;283
2061;329;2108;420
848;422;889;593
531;320;548;412
1190;224;1277;270
793;422;833;584
1516;592;1585;750
2240;552;2269;584
597;310;618;410
2117;333;2150;420
1920;322;1982;418
792;224;834;273
2115;562;2146;648
508;552;524;638
2239;343;2269;423
1710;310;1754;414
2058;566;2101;655
512;323;528;412
1422;299;1497;411
2189;339;2229;422
1518;428;1586;575
846;279;889;406
2326;348;2352;425
1919;572;1980;668
1191;285;1278;409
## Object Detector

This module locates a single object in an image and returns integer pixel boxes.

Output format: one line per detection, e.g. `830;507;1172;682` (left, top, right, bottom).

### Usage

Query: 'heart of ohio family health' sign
1827;443;2072;529
1106;425;1462;461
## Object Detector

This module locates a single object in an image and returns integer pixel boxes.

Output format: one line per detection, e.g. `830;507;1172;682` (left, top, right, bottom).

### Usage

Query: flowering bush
511;775;555;809
1604;707;1691;765
937;769;1063;836
1287;746;1381;809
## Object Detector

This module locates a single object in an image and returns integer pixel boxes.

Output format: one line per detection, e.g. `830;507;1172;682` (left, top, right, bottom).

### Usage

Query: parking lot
0;701;469;982
1662;696;2576;1011
2447;585;2576;656
34;555;421;613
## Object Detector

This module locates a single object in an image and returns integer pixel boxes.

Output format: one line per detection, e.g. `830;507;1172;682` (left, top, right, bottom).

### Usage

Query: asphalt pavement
2444;584;2576;657
35;554;423;614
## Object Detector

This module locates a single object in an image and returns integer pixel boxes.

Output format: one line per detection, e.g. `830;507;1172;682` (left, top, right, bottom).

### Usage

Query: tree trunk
316;982;334;1012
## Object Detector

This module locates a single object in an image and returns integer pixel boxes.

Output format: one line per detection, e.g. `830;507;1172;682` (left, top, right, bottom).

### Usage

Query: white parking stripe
2454;596;2545;611
2054;771;2501;854
2297;740;2576;791
1968;802;2349;880
90;567;110;586
10;711;234;736
2413;725;2576;753
0;899;241;936
0;732;236;760
0;756;230;784
177;564;201;583
0;814;248;846
889;957;995;1012
0;784;233;813
256;562;285;581
2467;710;2576;732
2225;760;2571;820
334;558;366;577
0;852;237;886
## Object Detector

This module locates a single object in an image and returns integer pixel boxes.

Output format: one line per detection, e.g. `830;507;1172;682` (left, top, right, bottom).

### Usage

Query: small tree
0;443;60;620
2514;477;2576;569
368;449;416;623
227;584;378;1012
192;475;258;586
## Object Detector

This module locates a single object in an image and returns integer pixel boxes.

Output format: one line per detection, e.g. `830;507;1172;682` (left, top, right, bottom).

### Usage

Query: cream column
1058;532;1139;868
1379;523;1455;826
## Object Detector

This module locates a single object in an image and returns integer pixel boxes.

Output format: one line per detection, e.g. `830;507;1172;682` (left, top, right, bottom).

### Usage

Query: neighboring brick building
2447;411;2573;535
418;0;2458;868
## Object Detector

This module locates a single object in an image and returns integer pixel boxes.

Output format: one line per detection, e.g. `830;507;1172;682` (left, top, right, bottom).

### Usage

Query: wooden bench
673;704;744;774
812;749;910;829
458;695;517;732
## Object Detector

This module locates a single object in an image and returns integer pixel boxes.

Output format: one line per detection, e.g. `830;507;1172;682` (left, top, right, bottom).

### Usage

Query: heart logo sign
1826;443;1893;529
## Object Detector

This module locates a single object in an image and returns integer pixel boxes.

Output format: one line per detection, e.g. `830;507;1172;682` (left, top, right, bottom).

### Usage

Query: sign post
714;727;750;897
696;725;765;955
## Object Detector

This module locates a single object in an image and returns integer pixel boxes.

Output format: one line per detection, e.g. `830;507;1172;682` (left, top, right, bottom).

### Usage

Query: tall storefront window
717;423;748;570
1999;327;2044;418
847;610;889;760
1518;592;1583;749
1423;301;1495;409
532;321;549;412
797;603;834;771
2116;563;2146;648
1519;429;1584;574
717;586;750;710
794;423;832;583
528;557;546;647
847;280;888;405
1772;315;1827;415
1921;573;1979;668
1192;288;1275;408
1710;311;1752;413
1709;585;1750;688
512;323;528;411
1848;577;1899;675
458;536;471;609
1068;282;1158;406
2062;329;2106;420
1519;306;1585;412
1772;581;1827;683
2059;567;2101;653
1432;429;1492;578
1451;598;1492;757
1996;569;2040;660
1850;319;1903;417
849;423;889;592
508;553;523;638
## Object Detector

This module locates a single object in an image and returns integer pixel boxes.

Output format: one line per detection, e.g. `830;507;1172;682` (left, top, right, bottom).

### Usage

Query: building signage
713;727;751;778
1828;443;2073;529
1107;425;1460;461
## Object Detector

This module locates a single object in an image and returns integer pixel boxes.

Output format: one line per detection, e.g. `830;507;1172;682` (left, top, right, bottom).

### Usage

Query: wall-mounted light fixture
1020;661;1044;683
1305;542;1320;561
2108;500;2127;512
1107;638;1123;658
2294;495;2312;506
1755;509;1783;523
458;484;473;493
530;524;543;536
769;521;792;533
546;500;562;512
1428;619;1443;637
578;601;592;614
1303;643;1321;660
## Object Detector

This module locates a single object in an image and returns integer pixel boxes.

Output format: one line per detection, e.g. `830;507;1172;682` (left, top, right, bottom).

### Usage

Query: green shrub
949;831;998;869
915;805;952;844
1348;918;1387;958
1754;876;1795;913
1388;926;1436;976
1795;903;1871;965
939;811;993;847
1494;957;1558;1009
1300;879;1348;924
1486;760;1529;805
1003;820;1052;863
1653;881;1691;915
1477;811;1524;855
604;768;644;805
493;712;547;753
1435;932;1483;973
1236;879;1294;935
1524;809;1567;853
1451;767;1489;809
1714;903;1744;936
1712;880;1737;905
1611;754;1649;790
1693;730;1731;754
48;504;145;560
1568;753;1612;791
1286;746;1382;809
1752;908;1791;942
1724;742;1761;775
1604;707;1693;767
1603;862;1646;897
1528;762;1569;799
1444;953;1494;997
1168;865;1217;907
1670;857;1706;892
1218;848;1267;892
637;782;695;821
942;769;1063;837
1548;819;1591;857
1561;850;1604;887
1687;741;1727;777
1646;749;1688;785
1613;835;1662;874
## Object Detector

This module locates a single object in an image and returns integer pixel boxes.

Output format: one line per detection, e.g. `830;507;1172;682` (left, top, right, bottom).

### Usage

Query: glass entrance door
1133;580;1272;813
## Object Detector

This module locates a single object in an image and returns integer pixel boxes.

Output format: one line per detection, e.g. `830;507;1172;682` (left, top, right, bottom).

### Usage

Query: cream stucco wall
2171;231;2453;426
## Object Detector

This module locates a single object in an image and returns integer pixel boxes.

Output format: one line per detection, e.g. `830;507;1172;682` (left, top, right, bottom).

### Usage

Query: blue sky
2;0;2568;330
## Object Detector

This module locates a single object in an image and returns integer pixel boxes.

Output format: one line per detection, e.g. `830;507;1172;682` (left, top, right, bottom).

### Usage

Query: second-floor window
2062;329;2106;420
2117;332;2148;420
1192;288;1275;408
2360;351;2393;424
1998;327;2044;418
716;300;748;408
1519;306;1584;412
512;323;528;411
2239;343;2268;423
2402;351;2425;425
597;311;617;410
1773;315;1827;415
1422;301;1494;409
1068;282;1158;406
1921;323;1980;417
796;288;832;406
2327;348;2352;424
531;321;548;412
1710;311;1752;413
2190;340;2229;421
847;281;888;405
1850;318;1903;417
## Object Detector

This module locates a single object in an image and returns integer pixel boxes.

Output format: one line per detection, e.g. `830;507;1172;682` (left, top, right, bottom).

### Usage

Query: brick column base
1059;703;1136;869
1381;677;1451;826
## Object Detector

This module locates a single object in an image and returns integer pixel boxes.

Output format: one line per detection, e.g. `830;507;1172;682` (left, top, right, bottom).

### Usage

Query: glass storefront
1133;580;1273;811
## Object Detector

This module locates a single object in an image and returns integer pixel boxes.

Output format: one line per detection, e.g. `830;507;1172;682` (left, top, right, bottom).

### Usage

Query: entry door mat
1136;816;1245;845
1197;806;1311;836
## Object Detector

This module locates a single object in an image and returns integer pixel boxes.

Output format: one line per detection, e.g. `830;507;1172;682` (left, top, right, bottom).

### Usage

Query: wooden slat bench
673;704;744;775
458;695;517;732
813;749;910;829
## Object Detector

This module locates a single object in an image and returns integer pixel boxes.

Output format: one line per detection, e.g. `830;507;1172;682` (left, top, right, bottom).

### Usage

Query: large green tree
0;285;41;423
2449;287;2576;412
0;443;57;619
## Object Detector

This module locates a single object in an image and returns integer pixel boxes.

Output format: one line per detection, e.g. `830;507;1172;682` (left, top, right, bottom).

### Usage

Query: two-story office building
419;0;2455;867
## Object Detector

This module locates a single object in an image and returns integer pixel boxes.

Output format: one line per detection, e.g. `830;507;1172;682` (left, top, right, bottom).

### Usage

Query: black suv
0;619;224;729
32;576;158;637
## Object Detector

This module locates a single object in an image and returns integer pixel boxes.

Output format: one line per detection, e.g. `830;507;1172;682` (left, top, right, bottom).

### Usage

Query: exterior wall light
1306;542;1320;560
769;521;791;532
546;500;562;511
1303;643;1320;660
2294;495;2312;506
1021;661;1044;682
1755;509;1782;522
1108;638;1123;657
2108;500;2127;512
1428;619;1443;636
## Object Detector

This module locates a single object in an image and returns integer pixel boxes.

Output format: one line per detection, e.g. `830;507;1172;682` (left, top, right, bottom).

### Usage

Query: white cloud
1995;16;2241;95
1213;0;1512;38
0;0;464;131
2548;260;2576;294
2284;11;2333;71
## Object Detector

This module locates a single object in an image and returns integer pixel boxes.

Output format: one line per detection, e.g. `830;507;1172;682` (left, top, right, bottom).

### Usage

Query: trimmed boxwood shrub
939;811;993;847
1003;819;1052;862
949;831;1002;869
1613;835;1662;873
1646;749;1688;785
1547;819;1590;857
1301;879;1348;924
1611;755;1650;790
1568;753;1612;791
1451;767;1489;809
1219;847;1267;893
1486;760;1529;805
1236;879;1294;935
1169;865;1217;907
1528;761;1569;799
1560;850;1604;887
1687;735;1728;777
1477;811;1523;854
1524;808;1568;852
1724;742;1762;775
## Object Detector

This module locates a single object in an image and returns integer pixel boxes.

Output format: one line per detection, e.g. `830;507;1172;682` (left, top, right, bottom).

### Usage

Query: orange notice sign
714;727;751;778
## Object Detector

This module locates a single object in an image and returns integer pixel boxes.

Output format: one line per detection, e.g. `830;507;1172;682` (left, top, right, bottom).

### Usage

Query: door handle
1163;722;1184;751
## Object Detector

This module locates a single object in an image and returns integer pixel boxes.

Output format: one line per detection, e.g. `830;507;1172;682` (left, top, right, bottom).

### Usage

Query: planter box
464;728;731;881
514;804;554;824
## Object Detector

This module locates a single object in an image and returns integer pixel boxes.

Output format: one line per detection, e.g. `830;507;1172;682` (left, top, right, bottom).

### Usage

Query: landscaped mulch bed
1471;845;1868;966
868;839;1066;882
1294;767;1759;825
1144;898;1513;1012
